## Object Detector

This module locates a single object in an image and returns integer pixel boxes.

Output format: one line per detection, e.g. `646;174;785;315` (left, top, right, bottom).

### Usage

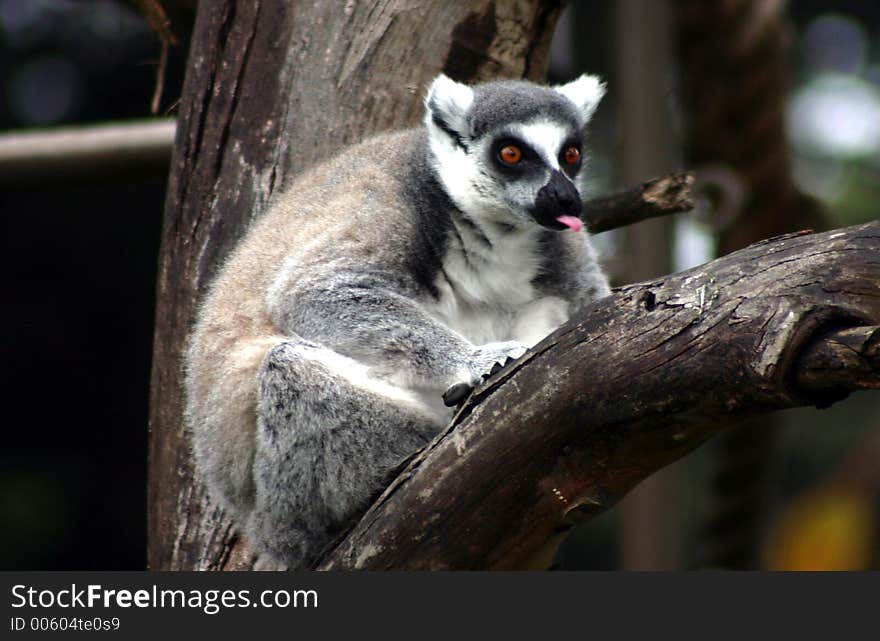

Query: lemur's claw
481;355;518;382
442;382;472;407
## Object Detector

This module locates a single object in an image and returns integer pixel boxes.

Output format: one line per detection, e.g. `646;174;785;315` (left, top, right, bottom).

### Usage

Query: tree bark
319;221;880;569
148;0;565;570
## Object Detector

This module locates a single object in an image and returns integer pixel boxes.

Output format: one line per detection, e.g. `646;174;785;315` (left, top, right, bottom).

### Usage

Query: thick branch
583;171;695;234
319;221;880;570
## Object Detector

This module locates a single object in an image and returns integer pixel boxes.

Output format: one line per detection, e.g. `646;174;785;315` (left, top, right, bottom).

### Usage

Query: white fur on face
426;122;518;224
507;118;569;170
424;74;488;216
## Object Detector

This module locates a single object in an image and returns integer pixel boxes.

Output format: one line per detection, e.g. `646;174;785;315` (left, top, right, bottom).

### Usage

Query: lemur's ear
554;74;605;124
425;74;474;146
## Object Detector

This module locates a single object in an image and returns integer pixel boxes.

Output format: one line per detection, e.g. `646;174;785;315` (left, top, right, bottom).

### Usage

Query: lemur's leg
277;270;527;396
249;339;445;569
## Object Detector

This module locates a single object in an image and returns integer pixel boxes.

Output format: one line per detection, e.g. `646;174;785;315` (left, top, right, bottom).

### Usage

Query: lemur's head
425;74;605;232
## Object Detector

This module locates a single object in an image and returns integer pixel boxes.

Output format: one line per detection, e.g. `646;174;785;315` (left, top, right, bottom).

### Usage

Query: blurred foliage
764;484;875;570
789;12;880;227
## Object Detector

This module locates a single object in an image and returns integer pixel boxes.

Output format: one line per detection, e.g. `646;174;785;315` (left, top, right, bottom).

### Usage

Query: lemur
184;74;611;569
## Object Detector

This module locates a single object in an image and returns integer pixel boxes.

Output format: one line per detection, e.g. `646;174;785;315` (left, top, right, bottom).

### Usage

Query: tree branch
583;171;695;234
318;221;880;570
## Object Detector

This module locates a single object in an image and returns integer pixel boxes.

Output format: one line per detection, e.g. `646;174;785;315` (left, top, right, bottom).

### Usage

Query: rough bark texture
149;0;565;570
319;222;880;569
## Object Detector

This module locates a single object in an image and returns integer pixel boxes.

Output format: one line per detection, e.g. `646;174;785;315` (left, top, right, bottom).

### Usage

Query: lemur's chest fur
426;221;570;347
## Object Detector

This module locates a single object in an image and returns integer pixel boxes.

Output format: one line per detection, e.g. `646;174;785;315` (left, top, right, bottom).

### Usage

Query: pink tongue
555;215;583;232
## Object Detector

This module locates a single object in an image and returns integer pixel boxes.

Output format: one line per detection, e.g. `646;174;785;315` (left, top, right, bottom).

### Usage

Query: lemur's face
425;74;605;232
478;119;584;231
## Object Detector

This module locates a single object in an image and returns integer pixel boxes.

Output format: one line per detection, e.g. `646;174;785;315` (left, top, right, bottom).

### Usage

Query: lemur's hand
442;341;527;407
470;341;527;381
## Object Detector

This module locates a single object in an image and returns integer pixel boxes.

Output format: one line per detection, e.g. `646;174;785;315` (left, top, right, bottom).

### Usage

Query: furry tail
185;333;286;519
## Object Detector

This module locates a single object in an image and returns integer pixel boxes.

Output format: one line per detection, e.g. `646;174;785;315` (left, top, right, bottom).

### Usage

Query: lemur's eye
499;144;523;165
563;146;581;166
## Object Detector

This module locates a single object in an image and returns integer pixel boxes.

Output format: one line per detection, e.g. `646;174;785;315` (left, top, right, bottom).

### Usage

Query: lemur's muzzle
530;170;583;232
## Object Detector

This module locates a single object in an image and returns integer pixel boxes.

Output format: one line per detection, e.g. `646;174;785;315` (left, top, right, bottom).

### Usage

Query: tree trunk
148;0;565;571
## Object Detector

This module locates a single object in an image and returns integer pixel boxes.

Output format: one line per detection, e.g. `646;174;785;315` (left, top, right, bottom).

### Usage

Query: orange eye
563;146;580;166
499;145;523;165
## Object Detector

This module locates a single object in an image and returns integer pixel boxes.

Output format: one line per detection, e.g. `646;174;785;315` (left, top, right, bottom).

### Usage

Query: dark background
0;0;193;569
2;0;879;570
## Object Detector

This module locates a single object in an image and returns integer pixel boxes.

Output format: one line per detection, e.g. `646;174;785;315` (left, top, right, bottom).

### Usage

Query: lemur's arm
273;268;524;392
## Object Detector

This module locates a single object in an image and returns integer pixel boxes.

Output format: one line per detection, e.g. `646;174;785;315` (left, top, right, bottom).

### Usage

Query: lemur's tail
185;333;287;519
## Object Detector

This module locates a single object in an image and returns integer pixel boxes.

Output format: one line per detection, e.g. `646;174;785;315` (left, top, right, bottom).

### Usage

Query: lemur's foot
442;353;523;407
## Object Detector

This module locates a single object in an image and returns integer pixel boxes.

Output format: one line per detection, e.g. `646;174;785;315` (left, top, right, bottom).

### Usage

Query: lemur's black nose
536;170;582;215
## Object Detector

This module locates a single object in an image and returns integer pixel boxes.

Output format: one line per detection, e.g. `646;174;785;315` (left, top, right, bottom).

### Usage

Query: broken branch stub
583;171;695;234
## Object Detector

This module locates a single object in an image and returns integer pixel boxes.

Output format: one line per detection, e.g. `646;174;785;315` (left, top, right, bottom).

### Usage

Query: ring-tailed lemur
185;74;611;569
